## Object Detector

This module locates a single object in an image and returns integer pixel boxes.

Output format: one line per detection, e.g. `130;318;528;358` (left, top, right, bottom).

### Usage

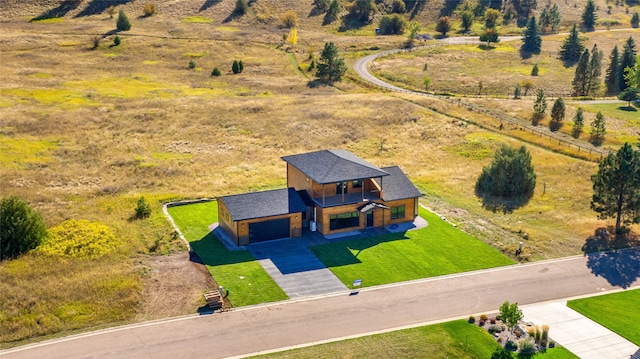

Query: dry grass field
0;0;639;347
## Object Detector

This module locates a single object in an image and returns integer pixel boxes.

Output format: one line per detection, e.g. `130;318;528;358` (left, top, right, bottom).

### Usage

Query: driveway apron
248;239;348;298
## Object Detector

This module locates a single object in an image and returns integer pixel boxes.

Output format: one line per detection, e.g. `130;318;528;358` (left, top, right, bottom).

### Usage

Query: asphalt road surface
2;249;639;359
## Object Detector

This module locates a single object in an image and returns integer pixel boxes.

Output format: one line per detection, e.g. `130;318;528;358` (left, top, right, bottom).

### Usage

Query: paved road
2;249;639;359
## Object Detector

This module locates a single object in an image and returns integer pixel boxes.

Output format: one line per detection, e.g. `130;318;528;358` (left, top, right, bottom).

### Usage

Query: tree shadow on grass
75;0;134;17
476;194;531;214
31;0;82;21
582;227;640;288
618;106;638;112
199;0;222;12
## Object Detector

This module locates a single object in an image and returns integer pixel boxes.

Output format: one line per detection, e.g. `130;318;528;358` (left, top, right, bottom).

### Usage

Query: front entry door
366;211;374;228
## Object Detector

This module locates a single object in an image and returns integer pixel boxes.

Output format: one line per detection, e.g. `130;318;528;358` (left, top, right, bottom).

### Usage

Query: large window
390;205;405;220
352;179;362;188
329;211;360;230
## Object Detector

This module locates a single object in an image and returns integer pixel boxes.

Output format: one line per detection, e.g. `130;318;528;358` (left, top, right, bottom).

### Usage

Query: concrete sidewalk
522;301;639;359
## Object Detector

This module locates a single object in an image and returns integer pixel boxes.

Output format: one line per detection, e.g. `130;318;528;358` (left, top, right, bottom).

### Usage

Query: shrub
281;10;298;28
519;338;536;355
211;67;221;76
188;60;196;69
379;14;407;35
135;196;152;219
91;35;101;50
541;324;549;343
143;2;157;17
479;319;486;326
468;315;476;323
488;324;503;334
113;35;121;46
531;63;539;76
38;220;120;258
549;340;555;348
116;9;131;31
490;317;497;324
0;196;47;261
505;340;518;351
480;314;489;321
232;60;240;74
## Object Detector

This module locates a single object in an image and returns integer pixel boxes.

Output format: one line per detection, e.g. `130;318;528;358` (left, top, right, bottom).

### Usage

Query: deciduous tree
499;301;524;332
623;54;640;89
591;143;640;235
1;196;47;261
618;87;639;107
480;28;500;47
485;8;501;28
436;16;452;37
461;11;474;32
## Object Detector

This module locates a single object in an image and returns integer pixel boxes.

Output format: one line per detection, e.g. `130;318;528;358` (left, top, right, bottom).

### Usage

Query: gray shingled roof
220;188;307;221
281;150;389;184
380;166;423;201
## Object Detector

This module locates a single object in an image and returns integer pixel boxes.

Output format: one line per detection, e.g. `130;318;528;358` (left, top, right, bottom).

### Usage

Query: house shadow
189;231;256;267
199;0;222;12
582;227;640;288
310;231;410;268
31;0;82;21
75;0;134;18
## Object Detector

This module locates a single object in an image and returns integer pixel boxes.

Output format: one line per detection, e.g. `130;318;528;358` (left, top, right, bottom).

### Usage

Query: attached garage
249;218;290;242
218;188;307;246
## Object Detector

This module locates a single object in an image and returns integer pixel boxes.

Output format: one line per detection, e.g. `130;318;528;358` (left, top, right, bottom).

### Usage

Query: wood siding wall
217;199;239;245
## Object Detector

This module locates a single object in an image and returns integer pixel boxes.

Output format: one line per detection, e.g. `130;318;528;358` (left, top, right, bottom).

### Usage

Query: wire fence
359;45;611;159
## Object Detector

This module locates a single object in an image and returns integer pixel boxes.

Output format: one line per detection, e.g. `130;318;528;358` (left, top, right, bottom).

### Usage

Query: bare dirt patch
136;252;215;320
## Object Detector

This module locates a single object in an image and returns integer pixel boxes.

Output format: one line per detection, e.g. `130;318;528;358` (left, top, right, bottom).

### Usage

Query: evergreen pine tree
619;37;637;92
632;12;639;28
116;9;131;31
232;60;240;74
558;24;585;63
572;107;585;138
605;46;620;94
521;16;542;54
582;0;597;31
550;97;565;131
586;44;603;96
590;111;606;145
532;89;547;125
549;4;561;32
572;48;590;96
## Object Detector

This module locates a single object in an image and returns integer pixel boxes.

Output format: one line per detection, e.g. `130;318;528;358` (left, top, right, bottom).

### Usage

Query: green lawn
310;207;515;287
567;289;640;346
253;319;578;358
167;201;287;307
581;103;640;126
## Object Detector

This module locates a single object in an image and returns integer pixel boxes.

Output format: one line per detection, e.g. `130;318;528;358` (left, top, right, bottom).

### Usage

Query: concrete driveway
522;300;639;359
248;239;347;298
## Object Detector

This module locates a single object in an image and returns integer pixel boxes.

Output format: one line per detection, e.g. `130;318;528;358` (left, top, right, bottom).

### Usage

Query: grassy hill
0;0;639;348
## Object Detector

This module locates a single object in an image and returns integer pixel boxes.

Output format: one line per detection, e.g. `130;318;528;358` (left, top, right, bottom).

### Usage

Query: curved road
2;249;639;358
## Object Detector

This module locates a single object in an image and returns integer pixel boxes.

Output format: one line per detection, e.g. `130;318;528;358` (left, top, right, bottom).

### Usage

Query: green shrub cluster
135;196;152;218
39;220;120;258
116;9;131;31
0;196;47;261
379;14;407;35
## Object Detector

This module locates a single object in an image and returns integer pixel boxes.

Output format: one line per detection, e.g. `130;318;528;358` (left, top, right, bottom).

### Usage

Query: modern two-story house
217;150;422;246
